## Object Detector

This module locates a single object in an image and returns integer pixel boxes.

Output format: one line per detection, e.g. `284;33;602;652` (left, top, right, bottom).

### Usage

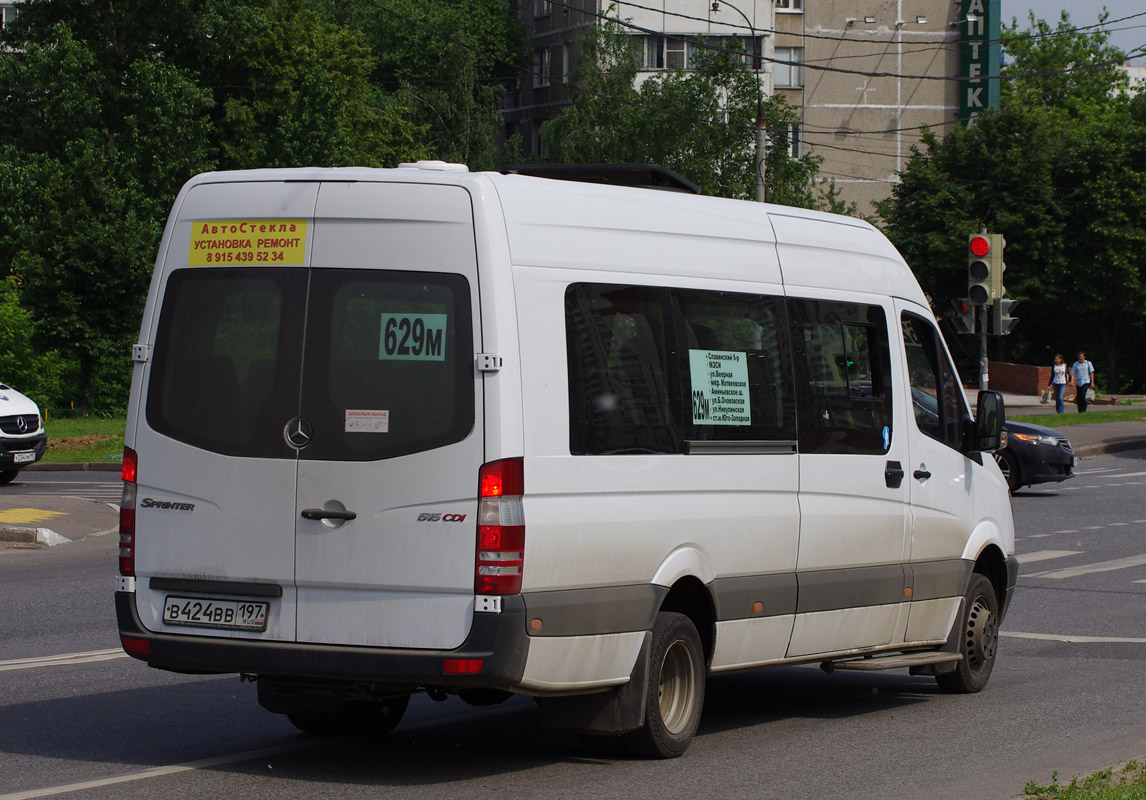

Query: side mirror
971;390;1005;452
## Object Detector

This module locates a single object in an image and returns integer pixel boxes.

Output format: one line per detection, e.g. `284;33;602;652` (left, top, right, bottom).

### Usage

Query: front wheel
936;574;1000;693
994;450;1021;493
623;612;705;759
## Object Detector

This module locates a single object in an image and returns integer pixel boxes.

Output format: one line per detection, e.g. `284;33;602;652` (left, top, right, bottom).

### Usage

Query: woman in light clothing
1048;354;1067;414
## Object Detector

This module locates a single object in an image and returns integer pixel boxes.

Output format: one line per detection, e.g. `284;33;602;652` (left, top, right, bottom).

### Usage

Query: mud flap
536;631;651;734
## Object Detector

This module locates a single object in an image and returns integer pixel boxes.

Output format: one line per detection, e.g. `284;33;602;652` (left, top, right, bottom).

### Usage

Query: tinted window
147;268;306;458
566;285;680;455
300;269;474;461
565;283;795;455
788;299;893;455
147;267;474;461
902;313;965;448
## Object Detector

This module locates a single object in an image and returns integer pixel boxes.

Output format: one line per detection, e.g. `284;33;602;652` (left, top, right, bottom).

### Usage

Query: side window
677;289;796;444
565;283;795;455
566;285;680;455
789;298;893;455
902;313;966;449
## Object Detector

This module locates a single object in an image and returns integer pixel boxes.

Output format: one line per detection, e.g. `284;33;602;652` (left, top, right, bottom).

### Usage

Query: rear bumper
115;590;529;689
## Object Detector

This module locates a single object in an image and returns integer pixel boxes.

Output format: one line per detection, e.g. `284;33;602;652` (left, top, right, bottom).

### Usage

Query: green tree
213;0;427;169
340;0;529;170
543;21;848;210
875;14;1146;392
0;26;215;410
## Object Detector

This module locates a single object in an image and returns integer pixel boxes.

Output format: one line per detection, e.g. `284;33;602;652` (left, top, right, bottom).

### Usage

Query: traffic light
988;233;1006;301
951;297;975;334
992;298;1019;335
967;234;992;305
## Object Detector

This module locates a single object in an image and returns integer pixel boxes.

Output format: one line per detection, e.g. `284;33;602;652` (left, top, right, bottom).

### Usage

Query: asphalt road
1;452;1145;800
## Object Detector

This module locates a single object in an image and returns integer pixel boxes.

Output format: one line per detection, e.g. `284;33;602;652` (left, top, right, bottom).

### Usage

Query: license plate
13;451;34;464
163;596;268;632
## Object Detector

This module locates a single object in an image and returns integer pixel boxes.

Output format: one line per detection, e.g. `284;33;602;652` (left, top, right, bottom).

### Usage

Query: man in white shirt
1070;351;1095;412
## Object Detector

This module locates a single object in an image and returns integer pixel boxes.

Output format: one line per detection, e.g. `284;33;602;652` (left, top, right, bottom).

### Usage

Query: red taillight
121;636;151;656
443;658;484;675
476;458;524;596
119;447;138;577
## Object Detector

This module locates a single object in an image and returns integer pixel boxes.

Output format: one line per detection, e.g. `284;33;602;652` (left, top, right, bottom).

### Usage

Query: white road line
1017;550;1082;564
0;649;127;672
1003;631;1146;644
0;743;316;800
1026;553;1146;580
0;702;528;799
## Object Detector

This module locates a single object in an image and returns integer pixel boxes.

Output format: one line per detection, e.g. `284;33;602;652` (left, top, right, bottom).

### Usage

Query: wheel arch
971;542;1008;613
658;575;716;666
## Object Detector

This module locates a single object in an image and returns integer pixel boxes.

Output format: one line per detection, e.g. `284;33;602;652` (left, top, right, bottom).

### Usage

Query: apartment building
503;0;967;213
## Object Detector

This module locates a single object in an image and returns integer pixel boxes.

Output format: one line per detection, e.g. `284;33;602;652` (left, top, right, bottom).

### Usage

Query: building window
562;44;570;84
774;47;804;87
533;0;551;18
787;123;801;157
533;48;551;88
643;35;761;71
1;3;19;30
775;0;802;11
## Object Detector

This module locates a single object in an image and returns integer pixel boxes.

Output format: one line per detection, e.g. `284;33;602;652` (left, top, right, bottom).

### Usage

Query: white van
116;162;1016;758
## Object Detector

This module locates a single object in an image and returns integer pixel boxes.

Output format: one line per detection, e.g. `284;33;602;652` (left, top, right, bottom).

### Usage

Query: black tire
287;694;410;737
622;612;705;759
936;574;1000;694
994;449;1022;493
0;469;19;486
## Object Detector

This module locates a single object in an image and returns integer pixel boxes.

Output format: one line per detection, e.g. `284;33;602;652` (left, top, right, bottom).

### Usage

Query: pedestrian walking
1070;351;1095;412
1048;353;1068;413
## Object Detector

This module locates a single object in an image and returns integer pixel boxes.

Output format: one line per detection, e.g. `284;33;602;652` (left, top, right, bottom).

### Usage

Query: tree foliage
0;0;527;410
875;13;1146;391
543;21;851;210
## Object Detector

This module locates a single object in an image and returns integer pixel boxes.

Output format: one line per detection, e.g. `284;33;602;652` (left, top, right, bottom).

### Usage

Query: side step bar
820;651;962;674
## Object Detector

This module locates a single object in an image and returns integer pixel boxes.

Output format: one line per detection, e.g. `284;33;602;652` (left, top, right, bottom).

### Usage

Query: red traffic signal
969;235;990;257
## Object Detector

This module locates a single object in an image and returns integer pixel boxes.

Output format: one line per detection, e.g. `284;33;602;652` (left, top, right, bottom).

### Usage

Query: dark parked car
994;419;1075;492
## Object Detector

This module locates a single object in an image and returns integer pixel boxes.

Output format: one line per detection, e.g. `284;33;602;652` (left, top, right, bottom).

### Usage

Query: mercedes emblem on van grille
284;417;312;449
16;416;28;433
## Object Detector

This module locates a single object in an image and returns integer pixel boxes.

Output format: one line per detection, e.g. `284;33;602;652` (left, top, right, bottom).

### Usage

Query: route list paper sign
689;349;751;426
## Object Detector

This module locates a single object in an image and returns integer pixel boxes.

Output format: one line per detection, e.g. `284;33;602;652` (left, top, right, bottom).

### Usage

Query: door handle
301;508;357;521
884;461;904;489
913;469;932;481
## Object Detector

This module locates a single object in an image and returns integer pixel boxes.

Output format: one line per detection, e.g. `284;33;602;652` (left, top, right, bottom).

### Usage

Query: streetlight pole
711;1;766;202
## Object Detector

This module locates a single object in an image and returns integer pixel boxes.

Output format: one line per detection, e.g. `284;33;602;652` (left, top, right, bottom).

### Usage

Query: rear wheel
287;694;410;737
936;574;999;693
623;612;705;759
994;449;1021;492
0;469;19;486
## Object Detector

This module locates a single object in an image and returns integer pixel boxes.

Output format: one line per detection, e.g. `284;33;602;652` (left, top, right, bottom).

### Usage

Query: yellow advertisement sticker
189;219;308;266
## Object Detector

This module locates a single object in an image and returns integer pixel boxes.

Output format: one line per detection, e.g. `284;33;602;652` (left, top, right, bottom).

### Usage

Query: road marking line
0;649;127;672
0;702;529;799
1017;550;1082;564
1026;553;1146;580
1003;631;1146;644
0;743;316;800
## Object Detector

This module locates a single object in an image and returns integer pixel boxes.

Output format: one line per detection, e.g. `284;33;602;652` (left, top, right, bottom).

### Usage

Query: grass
41;415;126;463
1025;761;1146;799
1010;409;1146;426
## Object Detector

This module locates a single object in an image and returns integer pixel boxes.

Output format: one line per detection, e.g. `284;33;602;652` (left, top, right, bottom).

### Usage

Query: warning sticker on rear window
189;220;307;266
689;349;751;426
345;409;390;434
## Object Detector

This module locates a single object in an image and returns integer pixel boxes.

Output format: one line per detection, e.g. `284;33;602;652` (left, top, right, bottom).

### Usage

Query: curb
26;462;121;472
1073;438;1146;459
0;526;71;547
